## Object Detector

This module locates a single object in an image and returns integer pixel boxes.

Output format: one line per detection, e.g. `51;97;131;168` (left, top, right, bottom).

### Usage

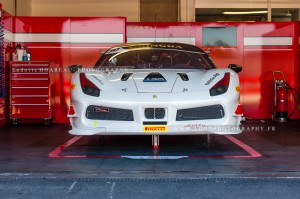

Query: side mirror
228;64;242;73
68;64;82;73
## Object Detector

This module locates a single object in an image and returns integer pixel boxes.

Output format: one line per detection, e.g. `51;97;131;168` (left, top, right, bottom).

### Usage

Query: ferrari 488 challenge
68;42;242;136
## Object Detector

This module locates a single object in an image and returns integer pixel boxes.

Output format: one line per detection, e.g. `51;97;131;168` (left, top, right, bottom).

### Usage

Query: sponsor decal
149;44;183;49
153;95;157;99
144;72;167;82
124;44;183;50
94;107;109;112
71;83;76;90
105;44;184;55
144;77;166;82
143;126;168;132
93;121;97;128
235;86;240;92
184;124;206;129
205;73;220;85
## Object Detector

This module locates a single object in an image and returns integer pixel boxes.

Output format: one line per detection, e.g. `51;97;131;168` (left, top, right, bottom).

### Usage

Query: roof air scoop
143;72;167;82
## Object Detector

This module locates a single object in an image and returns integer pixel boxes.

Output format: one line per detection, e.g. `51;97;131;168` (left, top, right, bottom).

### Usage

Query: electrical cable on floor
284;82;300;119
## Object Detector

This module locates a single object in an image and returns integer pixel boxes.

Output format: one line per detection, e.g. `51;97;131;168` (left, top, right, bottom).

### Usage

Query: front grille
145;108;165;119
86;105;134;121
145;108;154;119
176;105;224;121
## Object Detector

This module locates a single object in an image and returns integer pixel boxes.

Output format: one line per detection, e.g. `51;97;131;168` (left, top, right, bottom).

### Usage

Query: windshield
94;48;215;70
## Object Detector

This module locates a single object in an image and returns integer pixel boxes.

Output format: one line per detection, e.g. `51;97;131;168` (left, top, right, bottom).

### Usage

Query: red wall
2;16;299;123
243;22;298;119
127;22;244;69
127;22;299;119
298;22;300;116
11;17;126;123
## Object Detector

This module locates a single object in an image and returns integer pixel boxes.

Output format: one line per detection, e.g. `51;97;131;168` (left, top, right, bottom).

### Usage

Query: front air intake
145;108;166;119
86;106;134;121
177;73;189;81
176;105;224;121
121;73;132;81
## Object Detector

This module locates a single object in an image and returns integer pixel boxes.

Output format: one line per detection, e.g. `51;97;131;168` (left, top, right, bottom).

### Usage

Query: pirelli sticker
235;86;240;92
143;126;168;132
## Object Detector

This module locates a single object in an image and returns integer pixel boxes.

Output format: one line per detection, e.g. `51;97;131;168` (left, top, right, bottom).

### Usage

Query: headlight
79;73;100;97
209;72;230;96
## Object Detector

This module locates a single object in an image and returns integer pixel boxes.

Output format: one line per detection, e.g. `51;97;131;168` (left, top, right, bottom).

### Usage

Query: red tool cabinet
9;61;54;124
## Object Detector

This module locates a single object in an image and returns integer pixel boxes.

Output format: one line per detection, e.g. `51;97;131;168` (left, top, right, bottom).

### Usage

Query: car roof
105;42;205;54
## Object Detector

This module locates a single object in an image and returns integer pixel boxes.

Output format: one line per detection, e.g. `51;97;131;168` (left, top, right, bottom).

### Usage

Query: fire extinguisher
272;71;300;122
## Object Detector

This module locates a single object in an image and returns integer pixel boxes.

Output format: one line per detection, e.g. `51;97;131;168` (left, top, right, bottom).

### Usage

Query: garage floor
0;120;300;198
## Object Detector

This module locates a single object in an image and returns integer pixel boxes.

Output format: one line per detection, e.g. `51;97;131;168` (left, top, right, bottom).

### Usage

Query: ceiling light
223;11;268;15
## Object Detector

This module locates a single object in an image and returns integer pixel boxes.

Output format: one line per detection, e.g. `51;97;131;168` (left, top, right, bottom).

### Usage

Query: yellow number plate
143;126;168;132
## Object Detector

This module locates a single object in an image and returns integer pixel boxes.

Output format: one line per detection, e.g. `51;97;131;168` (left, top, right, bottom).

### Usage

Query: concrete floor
0;120;300;198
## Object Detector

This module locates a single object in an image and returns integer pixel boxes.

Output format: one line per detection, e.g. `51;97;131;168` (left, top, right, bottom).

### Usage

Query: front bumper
69;123;242;135
69;92;242;135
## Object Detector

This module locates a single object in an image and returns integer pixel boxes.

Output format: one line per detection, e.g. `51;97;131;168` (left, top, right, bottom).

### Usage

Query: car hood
131;70;178;93
83;69;228;93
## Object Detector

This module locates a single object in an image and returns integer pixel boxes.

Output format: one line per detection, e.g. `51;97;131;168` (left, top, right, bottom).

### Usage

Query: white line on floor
108;182;116;199
68;181;77;194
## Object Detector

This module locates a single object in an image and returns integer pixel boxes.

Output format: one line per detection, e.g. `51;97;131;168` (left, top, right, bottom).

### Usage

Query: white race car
68;42;243;136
